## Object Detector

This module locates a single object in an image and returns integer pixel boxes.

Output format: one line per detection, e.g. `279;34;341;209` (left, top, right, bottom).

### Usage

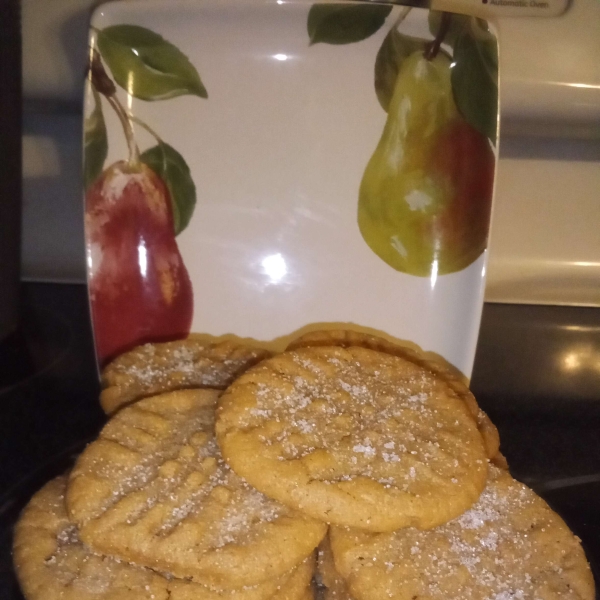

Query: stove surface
0;283;598;598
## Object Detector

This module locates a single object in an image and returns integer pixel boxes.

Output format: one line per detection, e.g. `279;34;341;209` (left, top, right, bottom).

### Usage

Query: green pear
358;50;495;277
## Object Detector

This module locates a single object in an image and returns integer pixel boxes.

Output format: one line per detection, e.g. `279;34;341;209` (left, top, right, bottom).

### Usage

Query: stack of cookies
13;332;596;600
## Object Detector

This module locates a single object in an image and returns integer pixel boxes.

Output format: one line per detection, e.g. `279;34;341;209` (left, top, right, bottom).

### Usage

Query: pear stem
424;12;451;60
129;115;165;146
107;96;141;168
88;48;140;168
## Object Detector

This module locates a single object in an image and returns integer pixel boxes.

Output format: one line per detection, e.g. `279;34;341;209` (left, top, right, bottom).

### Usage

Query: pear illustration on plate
358;50;495;277
83;27;206;364
86;161;193;364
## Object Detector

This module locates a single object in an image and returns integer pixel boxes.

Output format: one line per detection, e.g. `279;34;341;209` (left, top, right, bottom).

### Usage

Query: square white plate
84;0;499;374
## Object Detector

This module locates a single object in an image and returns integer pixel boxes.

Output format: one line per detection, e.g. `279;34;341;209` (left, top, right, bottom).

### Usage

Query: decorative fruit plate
83;0;499;377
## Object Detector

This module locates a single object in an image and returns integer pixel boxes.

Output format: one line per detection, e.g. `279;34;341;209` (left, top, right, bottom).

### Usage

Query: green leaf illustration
307;4;392;45
375;29;428;112
451;23;499;142
97;25;207;101
140;143;197;235
427;11;470;48
83;87;108;189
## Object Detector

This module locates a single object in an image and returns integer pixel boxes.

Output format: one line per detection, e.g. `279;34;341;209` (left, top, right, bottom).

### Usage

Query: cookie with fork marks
216;346;488;532
14;475;316;600
100;338;271;414
287;330;500;462
66;389;326;588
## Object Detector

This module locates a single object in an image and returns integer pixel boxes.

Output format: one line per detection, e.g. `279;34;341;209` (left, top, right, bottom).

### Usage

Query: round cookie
216;346;488;532
100;338;271;414
287;330;501;462
14;475;315;600
318;538;354;600
66;389;326;587
330;466;596;600
14;476;167;600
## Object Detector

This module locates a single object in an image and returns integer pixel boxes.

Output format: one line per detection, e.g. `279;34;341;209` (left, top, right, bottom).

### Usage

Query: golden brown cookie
14;475;315;600
66;389;326;587
100;338;271;414
287;330;501;462
216;346;488;532
318;537;354;600
330;466;595;600
169;555;316;600
13;476;167;600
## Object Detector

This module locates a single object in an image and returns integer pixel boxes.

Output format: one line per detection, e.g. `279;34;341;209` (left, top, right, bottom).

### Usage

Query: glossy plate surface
84;0;499;374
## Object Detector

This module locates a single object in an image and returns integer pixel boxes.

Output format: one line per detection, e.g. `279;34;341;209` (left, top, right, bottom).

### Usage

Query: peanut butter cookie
14;475;315;600
100;338;271;414
287;330;500;462
330;466;595;600
14;476;166;600
216;346;488;531
67;389;326;587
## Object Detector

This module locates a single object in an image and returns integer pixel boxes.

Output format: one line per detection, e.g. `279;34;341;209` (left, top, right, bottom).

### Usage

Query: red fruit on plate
85;161;193;365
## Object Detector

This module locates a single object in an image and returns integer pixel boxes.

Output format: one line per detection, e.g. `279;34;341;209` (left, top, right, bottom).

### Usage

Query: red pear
85;161;193;365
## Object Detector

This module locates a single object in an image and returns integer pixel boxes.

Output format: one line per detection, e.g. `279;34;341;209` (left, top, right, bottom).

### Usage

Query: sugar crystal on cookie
216;346;488;531
330;466;595;600
66;389;325;588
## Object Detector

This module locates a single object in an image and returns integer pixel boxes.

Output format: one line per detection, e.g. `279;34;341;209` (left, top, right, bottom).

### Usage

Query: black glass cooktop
1;283;599;598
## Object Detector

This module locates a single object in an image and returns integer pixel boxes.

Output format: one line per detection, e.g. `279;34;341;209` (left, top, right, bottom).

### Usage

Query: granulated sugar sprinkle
339;466;592;599
102;342;271;405
73;395;287;553
237;347;482;490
